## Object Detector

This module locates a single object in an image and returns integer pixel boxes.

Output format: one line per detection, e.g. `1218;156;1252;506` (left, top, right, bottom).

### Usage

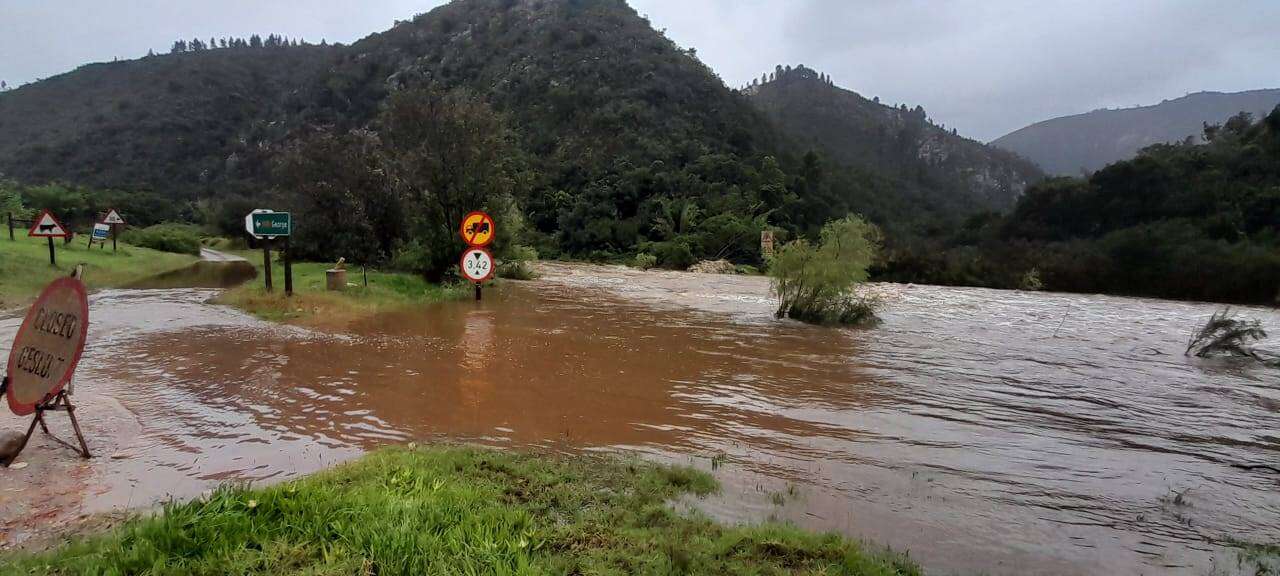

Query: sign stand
262;238;273;292
0;378;90;465
245;210;291;295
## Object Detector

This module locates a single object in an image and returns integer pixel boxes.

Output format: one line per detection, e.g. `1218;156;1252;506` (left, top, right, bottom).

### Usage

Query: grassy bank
214;252;466;326
0;446;920;575
0;234;198;309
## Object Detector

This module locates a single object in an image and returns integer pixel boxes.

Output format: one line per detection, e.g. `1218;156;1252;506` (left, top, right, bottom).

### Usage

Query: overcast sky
2;0;1277;140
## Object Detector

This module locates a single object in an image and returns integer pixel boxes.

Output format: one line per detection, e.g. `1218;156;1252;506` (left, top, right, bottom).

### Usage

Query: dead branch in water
1185;307;1268;358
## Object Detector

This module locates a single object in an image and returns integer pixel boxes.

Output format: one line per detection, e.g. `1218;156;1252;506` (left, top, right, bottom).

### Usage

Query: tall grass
0;446;921;575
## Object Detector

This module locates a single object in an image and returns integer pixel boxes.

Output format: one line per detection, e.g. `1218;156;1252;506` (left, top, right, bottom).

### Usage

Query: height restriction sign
459;211;495;247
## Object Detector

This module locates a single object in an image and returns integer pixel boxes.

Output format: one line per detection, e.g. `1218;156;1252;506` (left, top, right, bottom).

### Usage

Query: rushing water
1;262;1277;574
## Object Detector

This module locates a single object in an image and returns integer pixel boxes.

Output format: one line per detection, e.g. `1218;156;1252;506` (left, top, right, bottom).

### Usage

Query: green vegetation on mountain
1;0;1275;304
884;107;1280;304
992;89;1280;176
748;65;1042;212
0;0;1038;280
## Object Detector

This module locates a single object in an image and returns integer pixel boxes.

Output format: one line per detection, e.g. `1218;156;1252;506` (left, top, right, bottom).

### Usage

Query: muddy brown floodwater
1;261;1277;574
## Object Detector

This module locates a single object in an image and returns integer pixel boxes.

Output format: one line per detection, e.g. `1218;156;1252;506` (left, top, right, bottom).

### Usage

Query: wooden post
283;237;293;297
7;212;12;241
262;239;273;292
47;237;56;266
111;223;117;252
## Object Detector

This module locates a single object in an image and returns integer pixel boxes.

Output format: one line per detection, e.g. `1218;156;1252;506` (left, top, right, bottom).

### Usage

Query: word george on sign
27;209;70;266
244;209;294;295
2;275;92;464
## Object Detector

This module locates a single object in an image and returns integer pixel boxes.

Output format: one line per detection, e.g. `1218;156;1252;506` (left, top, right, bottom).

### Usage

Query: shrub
769;215;881;326
646;239;696;270
497;245;538;280
122;223;202;255
632;253;658;270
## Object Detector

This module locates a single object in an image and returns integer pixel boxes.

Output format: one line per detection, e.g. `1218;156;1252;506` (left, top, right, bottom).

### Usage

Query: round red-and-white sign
5;277;89;416
460;248;495;282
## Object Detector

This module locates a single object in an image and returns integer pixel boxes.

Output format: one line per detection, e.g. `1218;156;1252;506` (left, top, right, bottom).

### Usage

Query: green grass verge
0;446;921;575
0;234;198;310
213;251;466;326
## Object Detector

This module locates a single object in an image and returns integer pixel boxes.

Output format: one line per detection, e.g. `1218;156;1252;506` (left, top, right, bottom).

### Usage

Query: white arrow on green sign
244;210;291;239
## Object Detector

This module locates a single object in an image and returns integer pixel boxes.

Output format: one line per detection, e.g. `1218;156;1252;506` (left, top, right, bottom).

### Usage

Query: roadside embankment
212;249;466;328
0;445;921;575
0;235;198;310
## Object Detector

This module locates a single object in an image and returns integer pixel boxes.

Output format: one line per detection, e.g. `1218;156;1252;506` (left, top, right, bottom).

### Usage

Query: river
1;261;1277;574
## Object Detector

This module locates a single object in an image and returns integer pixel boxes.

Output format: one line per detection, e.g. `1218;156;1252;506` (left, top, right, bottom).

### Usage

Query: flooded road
2;262;1277;574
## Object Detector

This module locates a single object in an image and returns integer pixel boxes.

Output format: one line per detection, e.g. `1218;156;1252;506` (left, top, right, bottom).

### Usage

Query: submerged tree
1186;308;1269;358
769;215;882;326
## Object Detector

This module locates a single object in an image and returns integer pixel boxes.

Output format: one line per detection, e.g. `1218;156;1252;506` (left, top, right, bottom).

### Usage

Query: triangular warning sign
28;209;70;238
103;209;125;225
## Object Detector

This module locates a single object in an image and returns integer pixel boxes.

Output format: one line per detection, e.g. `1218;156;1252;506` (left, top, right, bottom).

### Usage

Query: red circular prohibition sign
5;277;89;416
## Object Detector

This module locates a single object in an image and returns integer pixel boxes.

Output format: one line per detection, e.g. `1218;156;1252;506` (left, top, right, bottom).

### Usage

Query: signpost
459;211;496;247
459;211;496;301
102;208;125;252
1;273;92;465
27;209;70;266
88;223;110;249
244;210;293;295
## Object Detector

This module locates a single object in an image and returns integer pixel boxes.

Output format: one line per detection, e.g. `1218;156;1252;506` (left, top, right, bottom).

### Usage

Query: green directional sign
245;211;291;238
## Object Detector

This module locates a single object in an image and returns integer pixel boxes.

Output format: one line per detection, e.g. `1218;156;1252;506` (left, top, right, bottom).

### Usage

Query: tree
770;215;882;325
379;88;527;280
274;128;400;265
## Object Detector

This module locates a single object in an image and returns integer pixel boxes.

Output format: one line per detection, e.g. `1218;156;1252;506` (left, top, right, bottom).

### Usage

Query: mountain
992;89;1280;176
746;65;1042;210
0;0;1032;267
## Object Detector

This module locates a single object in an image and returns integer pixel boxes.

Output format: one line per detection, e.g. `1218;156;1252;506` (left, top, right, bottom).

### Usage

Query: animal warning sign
5;277;89;416
28;210;69;238
459;211;495;247
102;209;126;225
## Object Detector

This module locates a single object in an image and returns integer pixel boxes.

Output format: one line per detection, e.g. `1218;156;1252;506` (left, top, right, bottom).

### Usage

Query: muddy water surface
2;262;1278;574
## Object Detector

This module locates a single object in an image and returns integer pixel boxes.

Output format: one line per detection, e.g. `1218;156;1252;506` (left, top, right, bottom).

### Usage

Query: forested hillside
992;89;1280;175
0;0;985;268
748;65;1041;211
884;107;1280;303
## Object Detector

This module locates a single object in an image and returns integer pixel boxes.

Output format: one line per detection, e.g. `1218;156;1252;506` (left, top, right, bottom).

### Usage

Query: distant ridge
991;89;1280;175
747;64;1042;210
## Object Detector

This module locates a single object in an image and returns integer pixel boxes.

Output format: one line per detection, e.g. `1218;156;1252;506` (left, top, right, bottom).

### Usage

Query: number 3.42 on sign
460;248;494;282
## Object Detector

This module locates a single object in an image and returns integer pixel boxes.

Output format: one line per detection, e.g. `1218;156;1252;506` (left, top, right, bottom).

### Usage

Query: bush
632;253;658;270
122;223;202;255
769;215;881;325
646;239;696;270
497;245;538;280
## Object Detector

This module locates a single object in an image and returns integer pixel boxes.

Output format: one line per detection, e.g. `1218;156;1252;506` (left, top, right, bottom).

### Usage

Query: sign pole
7;212;13;241
47;237;56;266
262;239;273;292
283;236;293;297
111;224;117;252
475;282;482;301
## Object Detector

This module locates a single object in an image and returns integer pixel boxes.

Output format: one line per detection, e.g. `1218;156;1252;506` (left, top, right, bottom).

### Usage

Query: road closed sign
460;247;494;282
5;277;89;416
459;211;495;247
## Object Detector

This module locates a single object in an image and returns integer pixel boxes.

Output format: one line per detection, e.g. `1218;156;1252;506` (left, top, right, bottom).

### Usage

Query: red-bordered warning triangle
28;209;70;238
103;208;125;225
